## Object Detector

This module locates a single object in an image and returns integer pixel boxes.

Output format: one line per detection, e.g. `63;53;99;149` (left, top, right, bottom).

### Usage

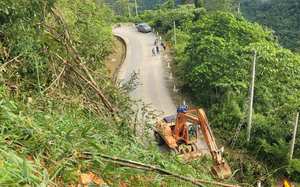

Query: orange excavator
154;108;232;179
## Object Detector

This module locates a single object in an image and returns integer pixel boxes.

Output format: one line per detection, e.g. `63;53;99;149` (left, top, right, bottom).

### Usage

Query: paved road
113;26;209;154
114;27;175;116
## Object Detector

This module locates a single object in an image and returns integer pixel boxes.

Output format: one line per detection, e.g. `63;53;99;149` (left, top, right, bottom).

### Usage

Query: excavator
154;108;232;179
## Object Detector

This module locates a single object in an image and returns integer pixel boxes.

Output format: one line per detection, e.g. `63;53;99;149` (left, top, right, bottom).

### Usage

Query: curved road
114;27;175;116
113;26;209;154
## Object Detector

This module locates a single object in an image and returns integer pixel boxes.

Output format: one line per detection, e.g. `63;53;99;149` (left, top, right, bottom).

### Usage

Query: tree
163;0;175;10
240;0;300;52
194;0;204;8
176;11;273;107
174;10;300;180
180;0;194;5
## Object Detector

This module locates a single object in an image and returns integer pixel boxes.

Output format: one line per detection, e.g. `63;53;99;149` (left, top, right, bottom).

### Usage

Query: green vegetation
105;0;180;11
1;0;300;186
0;0;228;186
240;0;300;52
139;1;300;185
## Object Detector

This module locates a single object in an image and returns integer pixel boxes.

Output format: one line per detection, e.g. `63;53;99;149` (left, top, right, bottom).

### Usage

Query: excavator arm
197;109;232;179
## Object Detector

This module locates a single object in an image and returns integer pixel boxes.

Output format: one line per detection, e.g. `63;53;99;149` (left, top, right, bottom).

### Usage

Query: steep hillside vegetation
2;0;300;186
240;0;300;52
145;2;300;184
106;0;180;11
0;0;231;186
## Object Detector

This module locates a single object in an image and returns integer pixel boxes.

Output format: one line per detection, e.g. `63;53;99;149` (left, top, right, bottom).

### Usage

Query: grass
103;37;125;77
0;90;220;186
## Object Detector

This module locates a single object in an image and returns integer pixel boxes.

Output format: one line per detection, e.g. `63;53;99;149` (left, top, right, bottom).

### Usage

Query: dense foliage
173;11;300;183
1;86;217;186
2;0;300;185
0;0;226;186
106;0;180;11
145;3;300;184
240;0;300;52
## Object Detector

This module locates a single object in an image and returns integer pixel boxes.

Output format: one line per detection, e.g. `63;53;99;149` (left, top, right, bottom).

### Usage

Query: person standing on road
152;48;156;56
156;44;159;54
161;41;166;51
163;43;166;51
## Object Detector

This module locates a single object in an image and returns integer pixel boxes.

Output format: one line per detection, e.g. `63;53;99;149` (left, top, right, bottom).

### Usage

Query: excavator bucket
178;150;203;162
211;162;232;179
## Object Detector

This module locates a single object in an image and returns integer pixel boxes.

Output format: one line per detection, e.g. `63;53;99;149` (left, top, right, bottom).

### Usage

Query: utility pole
134;0;138;18
247;50;256;142
173;21;176;50
290;112;299;160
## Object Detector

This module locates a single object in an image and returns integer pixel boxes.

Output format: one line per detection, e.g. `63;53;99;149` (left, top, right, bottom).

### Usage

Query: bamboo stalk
42;64;66;94
82;153;240;187
0;54;22;70
50;9;119;122
195;179;241;187
79;156;206;187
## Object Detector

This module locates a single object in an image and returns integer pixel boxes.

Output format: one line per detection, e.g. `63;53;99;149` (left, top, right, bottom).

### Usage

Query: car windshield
140;24;148;28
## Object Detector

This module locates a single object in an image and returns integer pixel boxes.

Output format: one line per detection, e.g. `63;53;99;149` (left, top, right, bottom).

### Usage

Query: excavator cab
187;123;197;142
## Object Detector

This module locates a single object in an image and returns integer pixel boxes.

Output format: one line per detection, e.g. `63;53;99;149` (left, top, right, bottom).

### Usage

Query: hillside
1;0;300;186
0;1;229;186
240;0;300;52
106;0;180;10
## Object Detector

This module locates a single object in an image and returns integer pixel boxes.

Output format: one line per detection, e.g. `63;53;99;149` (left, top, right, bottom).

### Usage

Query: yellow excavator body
154;109;232;179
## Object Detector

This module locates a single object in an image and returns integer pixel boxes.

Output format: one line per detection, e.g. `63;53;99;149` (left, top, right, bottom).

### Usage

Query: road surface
114;27;175;116
113;26;209;154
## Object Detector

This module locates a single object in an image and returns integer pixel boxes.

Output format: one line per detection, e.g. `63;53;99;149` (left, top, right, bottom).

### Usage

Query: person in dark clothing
183;105;188;112
156;44;159;54
180;107;185;113
177;106;181;114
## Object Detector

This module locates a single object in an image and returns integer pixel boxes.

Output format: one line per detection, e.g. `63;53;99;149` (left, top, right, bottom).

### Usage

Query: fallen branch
195;179;242;187
81;153;241;187
42;63;66;94
0;54;22;70
79;156;206;187
66;63;118;120
39;154;61;167
50;9;118;122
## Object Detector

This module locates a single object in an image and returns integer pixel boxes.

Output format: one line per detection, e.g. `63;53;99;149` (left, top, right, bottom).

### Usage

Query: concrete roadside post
290;112;299;160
